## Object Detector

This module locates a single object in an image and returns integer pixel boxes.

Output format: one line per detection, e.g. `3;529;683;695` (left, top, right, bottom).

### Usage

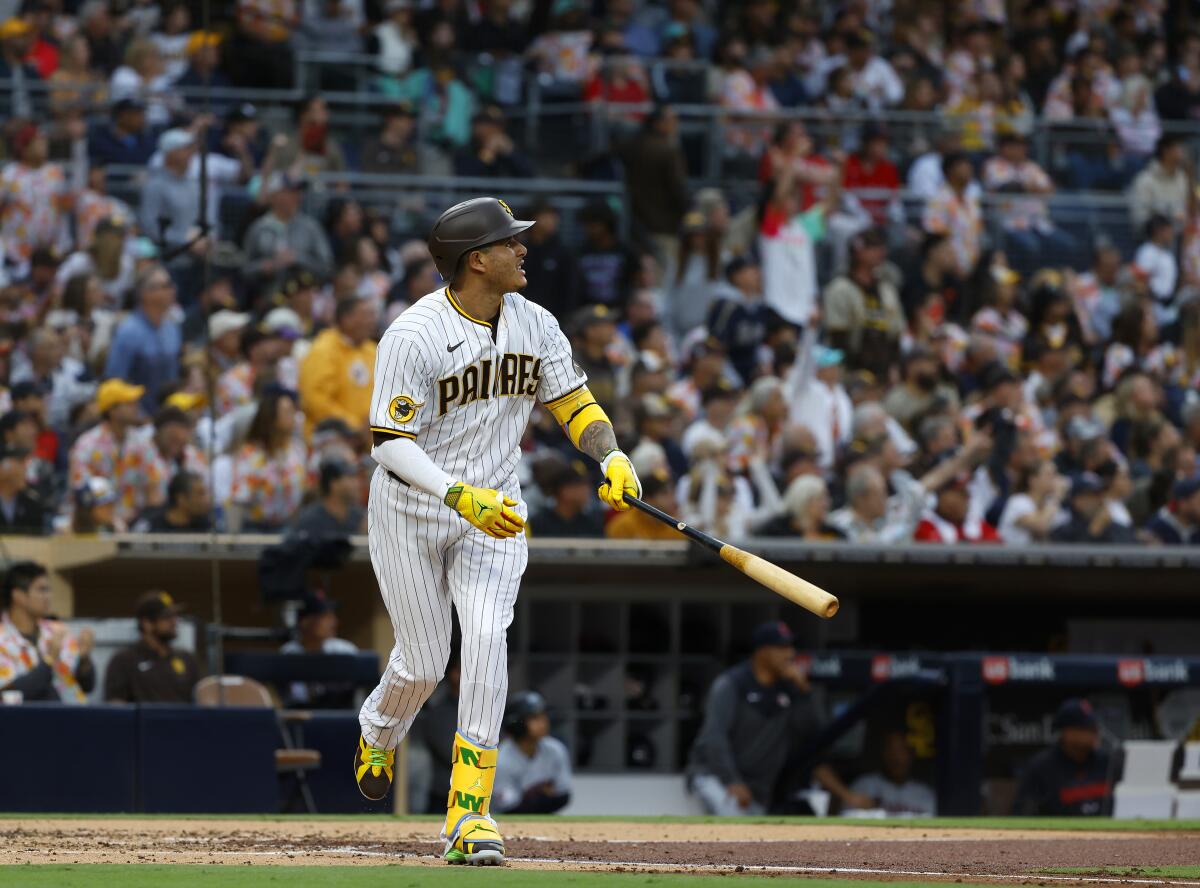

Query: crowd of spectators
0;0;1196;547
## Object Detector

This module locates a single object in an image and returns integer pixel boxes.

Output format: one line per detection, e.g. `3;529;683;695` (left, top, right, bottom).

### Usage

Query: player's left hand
598;450;641;511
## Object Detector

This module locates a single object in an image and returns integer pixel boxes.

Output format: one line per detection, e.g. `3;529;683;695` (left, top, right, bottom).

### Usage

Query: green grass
0;867;999;888
0;813;1197;831
1041;866;1200;878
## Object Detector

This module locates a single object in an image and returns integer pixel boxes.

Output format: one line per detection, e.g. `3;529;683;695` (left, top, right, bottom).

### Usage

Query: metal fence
8;49;1199;185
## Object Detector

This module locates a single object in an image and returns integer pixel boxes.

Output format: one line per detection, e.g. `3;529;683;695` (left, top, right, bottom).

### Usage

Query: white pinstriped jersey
369;286;586;498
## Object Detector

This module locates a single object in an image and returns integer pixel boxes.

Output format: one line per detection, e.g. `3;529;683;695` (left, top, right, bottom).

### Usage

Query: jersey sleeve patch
387;394;424;425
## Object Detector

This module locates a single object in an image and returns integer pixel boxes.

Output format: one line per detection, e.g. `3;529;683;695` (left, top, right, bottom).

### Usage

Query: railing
104;533;1200;568
9;49;1199;186
100;154;1139;268
102;167;629;244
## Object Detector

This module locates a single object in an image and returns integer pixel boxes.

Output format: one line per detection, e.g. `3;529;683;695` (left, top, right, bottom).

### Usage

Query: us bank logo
982;656;1056;685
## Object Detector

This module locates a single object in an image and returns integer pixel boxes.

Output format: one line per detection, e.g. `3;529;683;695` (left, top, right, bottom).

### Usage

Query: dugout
7;534;1199;814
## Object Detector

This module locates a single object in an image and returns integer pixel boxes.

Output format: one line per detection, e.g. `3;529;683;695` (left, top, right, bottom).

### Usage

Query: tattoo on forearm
578;420;618;463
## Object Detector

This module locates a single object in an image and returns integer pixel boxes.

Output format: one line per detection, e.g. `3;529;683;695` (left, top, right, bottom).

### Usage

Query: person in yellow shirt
605;471;680;541
298;297;378;437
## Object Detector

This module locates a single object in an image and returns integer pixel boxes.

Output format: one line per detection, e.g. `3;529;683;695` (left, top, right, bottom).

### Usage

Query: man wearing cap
914;463;1002;543
568;304;619;416
263;306;305;389
68;378;144;523
1013;699;1115;816
362;103;432;176
530;460;603;538
822;229;905;379
103;265;181;411
298;297;377;436
787;326;852;471
140;128;207;258
454;105;534;179
634;393;688;479
0;561;94;703
290;459;366;538
1050;472;1136;544
208;309;251;373
707;257;769;387
1145;474;1200;544
243;172;334;294
0;17;41;119
176;31;233;105
493;691;572;815
280;593;358;708
103;591;200;704
687;621;834;815
0;442;43;534
89;98;156;167
274;267;319;335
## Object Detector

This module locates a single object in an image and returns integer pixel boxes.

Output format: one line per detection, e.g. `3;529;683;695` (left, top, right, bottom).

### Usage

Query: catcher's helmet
502;690;547;739
428;197;535;281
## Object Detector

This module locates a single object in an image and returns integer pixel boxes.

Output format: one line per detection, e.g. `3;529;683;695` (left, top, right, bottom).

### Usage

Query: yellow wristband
546;386;612;448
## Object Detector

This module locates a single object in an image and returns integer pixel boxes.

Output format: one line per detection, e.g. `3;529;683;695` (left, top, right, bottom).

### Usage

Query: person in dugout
492;691;572;814
104;591;200;704
0;561;95;703
1013;698;1117;816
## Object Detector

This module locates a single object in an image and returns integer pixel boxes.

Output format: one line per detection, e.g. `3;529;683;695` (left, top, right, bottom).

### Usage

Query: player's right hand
444;482;525;539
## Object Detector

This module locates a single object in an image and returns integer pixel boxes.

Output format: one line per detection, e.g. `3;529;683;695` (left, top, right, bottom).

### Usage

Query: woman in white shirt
109;37;179;128
998;459;1067;545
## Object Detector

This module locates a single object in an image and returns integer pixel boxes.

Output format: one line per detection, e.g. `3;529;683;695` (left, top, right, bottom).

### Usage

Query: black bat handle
624;495;726;554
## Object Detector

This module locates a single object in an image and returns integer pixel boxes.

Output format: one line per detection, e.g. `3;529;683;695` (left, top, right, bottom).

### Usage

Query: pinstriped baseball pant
359;469;528;750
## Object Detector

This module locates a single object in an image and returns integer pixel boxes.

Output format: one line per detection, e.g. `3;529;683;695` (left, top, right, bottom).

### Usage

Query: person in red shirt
21;3;59;79
914;470;1002;543
843;124;900;225
583;56;650;124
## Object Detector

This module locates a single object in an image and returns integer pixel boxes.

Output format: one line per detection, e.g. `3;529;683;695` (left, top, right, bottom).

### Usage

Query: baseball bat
624;495;839;619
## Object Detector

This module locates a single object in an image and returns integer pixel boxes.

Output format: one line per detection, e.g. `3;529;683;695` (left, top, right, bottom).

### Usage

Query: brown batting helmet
427;197;535;281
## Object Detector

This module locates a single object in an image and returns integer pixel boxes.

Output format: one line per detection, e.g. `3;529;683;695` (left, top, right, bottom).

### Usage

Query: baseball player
354;197;641;866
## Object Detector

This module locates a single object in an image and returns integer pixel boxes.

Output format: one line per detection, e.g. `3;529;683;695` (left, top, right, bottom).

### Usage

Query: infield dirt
3;817;1200;882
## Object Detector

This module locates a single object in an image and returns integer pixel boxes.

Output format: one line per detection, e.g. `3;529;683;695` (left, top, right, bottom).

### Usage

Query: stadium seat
1113;740;1178;820
195;675;323;813
292;710;394;814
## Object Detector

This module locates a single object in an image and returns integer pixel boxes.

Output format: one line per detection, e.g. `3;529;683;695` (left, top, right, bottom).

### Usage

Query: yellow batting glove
444;482;525;539
598;450;642;511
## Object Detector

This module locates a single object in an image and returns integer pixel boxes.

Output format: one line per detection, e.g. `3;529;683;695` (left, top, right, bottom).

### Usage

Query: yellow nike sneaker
353;735;394;801
442;731;503;865
443;813;504;866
